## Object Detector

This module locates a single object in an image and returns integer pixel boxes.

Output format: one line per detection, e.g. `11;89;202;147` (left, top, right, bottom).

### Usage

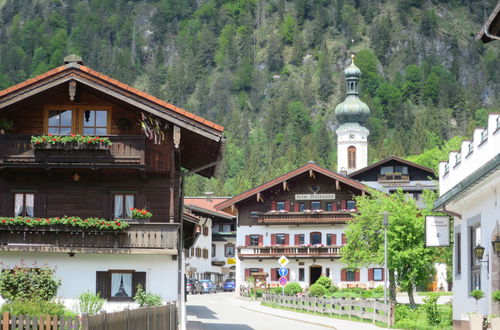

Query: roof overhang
185;204;235;220
434;153;500;210
477;3;500;43
348;155;435;178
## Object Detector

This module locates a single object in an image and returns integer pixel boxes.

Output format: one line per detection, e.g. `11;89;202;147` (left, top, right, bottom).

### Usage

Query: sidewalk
239;298;387;330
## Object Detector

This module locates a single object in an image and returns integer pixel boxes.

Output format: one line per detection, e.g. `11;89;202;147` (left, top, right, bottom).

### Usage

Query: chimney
204;192;214;202
64;54;84;65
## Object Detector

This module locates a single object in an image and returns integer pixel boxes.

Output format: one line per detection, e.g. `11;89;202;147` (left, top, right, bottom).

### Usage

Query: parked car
186;279;203;294
223;279;236;292
200;280;217;293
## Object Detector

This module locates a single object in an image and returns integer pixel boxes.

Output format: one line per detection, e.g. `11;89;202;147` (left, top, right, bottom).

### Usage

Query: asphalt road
186;291;332;330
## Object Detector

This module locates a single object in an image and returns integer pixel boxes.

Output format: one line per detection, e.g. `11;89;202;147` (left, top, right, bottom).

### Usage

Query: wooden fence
263;293;394;326
1;303;177;330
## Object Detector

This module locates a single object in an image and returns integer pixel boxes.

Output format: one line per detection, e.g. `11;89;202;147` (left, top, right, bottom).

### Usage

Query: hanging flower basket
31;134;112;150
130;208;153;223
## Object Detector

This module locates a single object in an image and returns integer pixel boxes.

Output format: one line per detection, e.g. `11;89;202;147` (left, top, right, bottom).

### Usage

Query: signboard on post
425;216;450;247
279;276;288;286
277;256;289;267
295;193;336;200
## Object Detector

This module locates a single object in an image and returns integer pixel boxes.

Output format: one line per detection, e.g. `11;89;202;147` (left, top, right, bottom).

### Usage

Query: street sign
425;216;450;247
279;276;287;286
277;255;289;267
227;258;236;265
278;267;288;277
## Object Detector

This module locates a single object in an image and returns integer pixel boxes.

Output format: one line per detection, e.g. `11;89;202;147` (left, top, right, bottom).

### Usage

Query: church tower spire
335;55;371;174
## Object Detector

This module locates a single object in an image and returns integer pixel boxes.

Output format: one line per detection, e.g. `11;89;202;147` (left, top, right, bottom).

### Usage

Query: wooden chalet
0;55;224;301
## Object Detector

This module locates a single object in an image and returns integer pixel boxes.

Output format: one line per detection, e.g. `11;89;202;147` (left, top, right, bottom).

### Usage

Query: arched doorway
310;265;322;285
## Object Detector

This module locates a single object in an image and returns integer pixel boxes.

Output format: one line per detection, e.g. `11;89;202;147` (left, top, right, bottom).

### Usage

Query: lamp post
473;244;490;278
382;211;389;305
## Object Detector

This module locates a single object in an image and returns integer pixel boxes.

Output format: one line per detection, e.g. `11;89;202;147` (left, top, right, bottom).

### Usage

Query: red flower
26;219;31;222
130;208;134;211
48;133;52;137
1;220;5;223
107;223;111;226
116;223;121;226
141;210;147;214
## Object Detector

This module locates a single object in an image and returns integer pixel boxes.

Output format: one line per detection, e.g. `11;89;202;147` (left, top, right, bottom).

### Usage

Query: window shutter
368;268;373;281
133;272;147;296
96;271;111;299
355;269;360;282
245;269;250;280
332;203;338;211
341;269;346;281
258;235;263;246
381;269;385;281
101;193;111;219
271;201;277;211
294;234;300;245
245;235;250;246
341;200;347;210
286;268;290;281
294;203;299;212
285;201;290;212
341;234;346;245
284;234;289;245
271;268;276;281
34;192;46;217
259;268;263;273
332;234;337;246
271;234;276;245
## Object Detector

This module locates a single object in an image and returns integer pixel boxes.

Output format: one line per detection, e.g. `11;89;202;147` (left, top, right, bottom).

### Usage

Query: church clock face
349;133;355;139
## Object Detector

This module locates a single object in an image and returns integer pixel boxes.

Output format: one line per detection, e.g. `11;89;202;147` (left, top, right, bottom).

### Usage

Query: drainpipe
484;27;500;41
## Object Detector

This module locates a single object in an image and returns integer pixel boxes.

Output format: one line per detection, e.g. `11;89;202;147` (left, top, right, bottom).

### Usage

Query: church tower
335;55;371;174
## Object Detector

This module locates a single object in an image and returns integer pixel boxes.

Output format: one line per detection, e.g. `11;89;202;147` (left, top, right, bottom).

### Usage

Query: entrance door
310;265;322;285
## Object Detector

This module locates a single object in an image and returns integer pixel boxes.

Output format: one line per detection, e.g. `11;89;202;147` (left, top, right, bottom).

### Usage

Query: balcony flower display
130;208;153;222
31;134;112;149
0;216;128;231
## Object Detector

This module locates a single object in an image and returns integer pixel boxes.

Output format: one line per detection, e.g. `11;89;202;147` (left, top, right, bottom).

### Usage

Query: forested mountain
0;0;499;195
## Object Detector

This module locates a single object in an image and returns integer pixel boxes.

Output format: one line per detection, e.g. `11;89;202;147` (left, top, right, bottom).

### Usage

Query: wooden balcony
256;211;353;224
0;135;145;169
238;245;341;259
378;173;409;183
0;222;178;254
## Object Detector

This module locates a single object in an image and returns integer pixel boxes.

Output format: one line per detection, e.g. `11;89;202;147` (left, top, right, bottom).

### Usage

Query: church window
348;146;356;169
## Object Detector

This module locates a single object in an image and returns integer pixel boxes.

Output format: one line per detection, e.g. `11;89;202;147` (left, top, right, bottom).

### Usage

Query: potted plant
468;290;485;330
492;291;500;329
0;119;13;134
130;208;153;223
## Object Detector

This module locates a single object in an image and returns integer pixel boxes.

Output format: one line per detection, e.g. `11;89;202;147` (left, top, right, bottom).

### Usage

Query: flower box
31;135;112;150
0;216;128;231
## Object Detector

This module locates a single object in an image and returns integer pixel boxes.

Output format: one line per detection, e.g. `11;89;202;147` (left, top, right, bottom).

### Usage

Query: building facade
0;55;224;303
434;113;500;327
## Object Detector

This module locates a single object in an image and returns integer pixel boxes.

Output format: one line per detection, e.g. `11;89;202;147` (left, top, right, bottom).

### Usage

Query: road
186;291;333;330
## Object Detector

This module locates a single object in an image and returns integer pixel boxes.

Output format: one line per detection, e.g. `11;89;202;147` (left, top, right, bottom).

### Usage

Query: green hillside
0;0;499;195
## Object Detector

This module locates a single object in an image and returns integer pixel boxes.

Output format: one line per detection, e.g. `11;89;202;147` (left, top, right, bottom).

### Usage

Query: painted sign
279;276;288;286
425;216;450;247
227;258;236;265
277;256;289;267
278;267;288;277
295;194;336;200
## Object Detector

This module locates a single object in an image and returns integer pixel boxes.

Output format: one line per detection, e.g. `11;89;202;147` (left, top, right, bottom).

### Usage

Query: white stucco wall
336;123;369;173
186;217;212;278
0;252;178;302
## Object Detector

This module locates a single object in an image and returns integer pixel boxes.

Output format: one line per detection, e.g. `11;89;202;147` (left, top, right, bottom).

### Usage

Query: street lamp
492;237;500;257
473;244;489;277
382;211;389;305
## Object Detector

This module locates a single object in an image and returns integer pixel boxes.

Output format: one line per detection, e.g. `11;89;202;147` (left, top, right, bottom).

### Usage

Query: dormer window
455;152;461;167
467;142;473;157
481;129;488;144
444;163;450;176
45;106;110;135
497;116;500;130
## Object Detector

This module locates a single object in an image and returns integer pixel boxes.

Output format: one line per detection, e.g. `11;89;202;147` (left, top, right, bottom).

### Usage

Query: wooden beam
309;169;316;179
283;180;289;191
335;180;340;191
362;190;366;196
257;192;264;203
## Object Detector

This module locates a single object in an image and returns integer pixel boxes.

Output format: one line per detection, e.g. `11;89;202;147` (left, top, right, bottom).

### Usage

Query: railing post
2;312;9;330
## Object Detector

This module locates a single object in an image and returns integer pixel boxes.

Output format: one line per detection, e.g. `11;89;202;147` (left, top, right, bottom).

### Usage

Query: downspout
484;27;500;41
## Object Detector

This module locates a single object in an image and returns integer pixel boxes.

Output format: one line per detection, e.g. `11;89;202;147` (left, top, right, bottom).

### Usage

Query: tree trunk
407;284;416;309
389;269;396;302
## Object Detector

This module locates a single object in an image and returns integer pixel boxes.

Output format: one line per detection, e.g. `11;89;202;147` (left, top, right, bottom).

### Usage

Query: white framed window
111;272;133;298
114;194;134;219
373;268;383;281
14;193;34;217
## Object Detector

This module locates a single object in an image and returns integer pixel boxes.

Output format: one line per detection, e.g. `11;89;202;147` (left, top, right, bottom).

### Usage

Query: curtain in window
25;194;34;217
114;195;123;219
125;195;134;218
111;273;132;297
14;194;24;216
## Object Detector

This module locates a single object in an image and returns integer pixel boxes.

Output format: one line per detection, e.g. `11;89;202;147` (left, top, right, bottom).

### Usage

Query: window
394;165;408;174
14;193;34;217
347;146;356;169
310;232;322;245
249;235;260;246
467;143;473;157
203;226;209;236
456;232;461;274
373;268;383;281
325;268;330;278
326;203;332;211
299;268;305;281
346;200;356;210
444;163;450;176
196;248;201;258
311;201;321;211
202;248;209;259
222;224;231;232
480;129;488;144
96;270;145;301
48;110;73;135
470;225;481;291
326;234;334;246
212;244;216;258
297;234;304;245
249;268;260;276
275;234;286;245
225;243;235;257
113;194;134;219
299;203;305;212
381;166;393;174
276;201;286;211
82;110;108;135
455;152;461;167
346;270;356;281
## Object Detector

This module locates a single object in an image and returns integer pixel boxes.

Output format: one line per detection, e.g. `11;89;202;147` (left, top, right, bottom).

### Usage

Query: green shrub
284;283;302;295
328;283;339;293
308;284;326;297
492;290;500;303
0;266;60;302
271;286;282;294
134;285;162;307
314;276;332;289
422;293;440;325
75;291;105;316
1;298;71;317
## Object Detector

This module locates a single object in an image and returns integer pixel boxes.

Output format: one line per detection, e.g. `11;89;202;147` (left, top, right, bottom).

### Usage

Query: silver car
200;280;217;293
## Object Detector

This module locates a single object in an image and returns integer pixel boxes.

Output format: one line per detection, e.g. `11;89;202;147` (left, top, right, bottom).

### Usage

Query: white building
434;113;500;327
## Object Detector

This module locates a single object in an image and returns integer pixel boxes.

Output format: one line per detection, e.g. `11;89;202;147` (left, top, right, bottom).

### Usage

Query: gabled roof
214;162;369;211
477;2;500;43
184;197;235;220
0;58;224;177
348;156;435;178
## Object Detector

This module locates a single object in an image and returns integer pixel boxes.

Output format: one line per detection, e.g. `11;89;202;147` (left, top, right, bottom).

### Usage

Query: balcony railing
238;245;341;259
0;222;178;254
0;135;145;168
377;173;409;183
256;211;353;224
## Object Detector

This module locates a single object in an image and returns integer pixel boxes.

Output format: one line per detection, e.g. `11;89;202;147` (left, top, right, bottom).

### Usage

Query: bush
422;293;440;325
0;266;60;302
75;291;105;316
133;285;162;307
328;283;339;293
1;298;71;317
284;283;302;295
271;286;282;294
314;276;332;289
308;284;326;297
470;289;485;300
492;290;500;303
